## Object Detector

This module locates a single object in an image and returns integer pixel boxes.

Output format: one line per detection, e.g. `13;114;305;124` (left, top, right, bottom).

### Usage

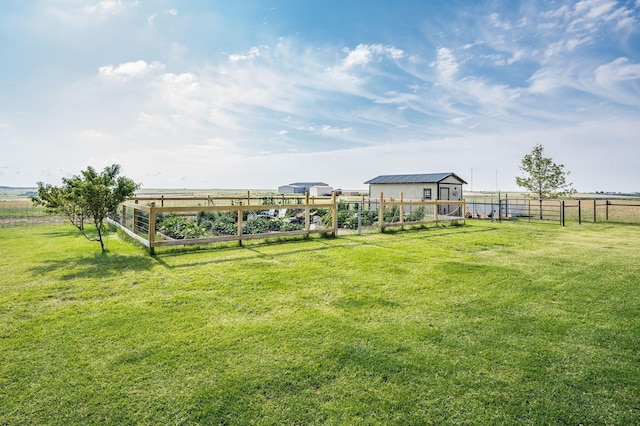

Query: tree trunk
539;199;543;220
96;219;105;253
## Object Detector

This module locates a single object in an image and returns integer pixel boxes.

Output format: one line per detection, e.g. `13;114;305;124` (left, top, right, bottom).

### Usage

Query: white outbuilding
364;172;467;201
278;182;329;195
309;186;334;197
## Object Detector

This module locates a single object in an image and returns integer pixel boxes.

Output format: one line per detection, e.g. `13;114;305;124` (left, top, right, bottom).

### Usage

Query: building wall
309;186;333;197
369;180;464;201
278;185;306;194
278;185;295;194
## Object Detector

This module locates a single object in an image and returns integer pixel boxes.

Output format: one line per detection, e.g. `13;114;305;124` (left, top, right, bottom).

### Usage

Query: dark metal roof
364;173;467;185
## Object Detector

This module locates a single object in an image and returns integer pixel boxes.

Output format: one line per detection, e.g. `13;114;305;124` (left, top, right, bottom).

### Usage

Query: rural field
1;220;639;424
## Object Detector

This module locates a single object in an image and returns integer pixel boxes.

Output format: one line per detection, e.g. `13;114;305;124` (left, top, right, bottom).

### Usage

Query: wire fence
466;195;640;225
0;199;65;228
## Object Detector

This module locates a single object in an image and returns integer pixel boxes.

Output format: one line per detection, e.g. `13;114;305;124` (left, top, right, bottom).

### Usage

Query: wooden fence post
237;206;243;246
133;205;138;234
399;192;404;225
332;192;338;236
148;202;156;255
463;199;467;223
304;193;310;233
434;201;439;224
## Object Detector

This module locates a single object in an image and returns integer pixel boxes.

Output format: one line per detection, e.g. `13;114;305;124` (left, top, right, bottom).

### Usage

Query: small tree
32;164;140;253
515;144;575;219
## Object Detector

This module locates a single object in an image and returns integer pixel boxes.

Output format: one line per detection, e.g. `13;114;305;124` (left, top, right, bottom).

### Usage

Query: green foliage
516;144;575;199
323;206;378;229
242;218;303;234
360;210;378;226
197;210;237;235
31;164;139;253
406;206;426;222
157;214;207;239
2;222;640;424
337;200;350;211
384;205;401;223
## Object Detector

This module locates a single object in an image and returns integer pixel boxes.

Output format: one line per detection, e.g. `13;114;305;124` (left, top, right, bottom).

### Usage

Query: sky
1;0;639;192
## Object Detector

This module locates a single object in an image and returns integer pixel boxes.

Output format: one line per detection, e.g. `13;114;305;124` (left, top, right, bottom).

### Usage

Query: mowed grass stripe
1;221;639;424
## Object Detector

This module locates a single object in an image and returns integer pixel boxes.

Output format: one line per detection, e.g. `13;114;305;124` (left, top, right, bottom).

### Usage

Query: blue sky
1;0;639;192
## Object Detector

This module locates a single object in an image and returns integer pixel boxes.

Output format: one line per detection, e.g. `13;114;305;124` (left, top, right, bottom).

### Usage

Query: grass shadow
152;237;339;269
29;253;156;280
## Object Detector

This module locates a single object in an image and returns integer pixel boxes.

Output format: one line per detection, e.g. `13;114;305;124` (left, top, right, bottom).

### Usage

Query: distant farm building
364;173;467;201
309;186;334;197
278;182;330;195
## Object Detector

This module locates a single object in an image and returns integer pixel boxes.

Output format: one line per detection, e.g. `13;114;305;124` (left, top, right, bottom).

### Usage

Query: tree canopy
516;144;575;200
32;164;139;253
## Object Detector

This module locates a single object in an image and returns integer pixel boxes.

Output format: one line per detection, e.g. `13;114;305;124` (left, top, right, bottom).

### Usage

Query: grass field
1;220;639;424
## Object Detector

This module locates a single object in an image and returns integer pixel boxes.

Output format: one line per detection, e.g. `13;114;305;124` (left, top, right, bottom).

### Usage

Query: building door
439;187;450;214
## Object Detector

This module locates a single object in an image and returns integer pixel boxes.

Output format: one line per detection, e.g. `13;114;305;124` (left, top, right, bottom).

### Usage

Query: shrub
384;205;401;223
406;206;426;222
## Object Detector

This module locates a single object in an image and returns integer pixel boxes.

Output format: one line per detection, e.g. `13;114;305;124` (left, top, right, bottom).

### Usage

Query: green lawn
1;221;639;425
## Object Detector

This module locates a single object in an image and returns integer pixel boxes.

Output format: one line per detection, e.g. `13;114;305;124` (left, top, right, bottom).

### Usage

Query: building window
423;188;432;200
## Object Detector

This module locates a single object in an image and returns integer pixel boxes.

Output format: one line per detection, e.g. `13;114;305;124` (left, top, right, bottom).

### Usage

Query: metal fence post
561;201;565;226
505;193;509;218
578;200;582;225
357;202;362;235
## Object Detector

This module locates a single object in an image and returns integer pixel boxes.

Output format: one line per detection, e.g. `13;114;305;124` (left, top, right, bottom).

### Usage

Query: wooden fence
108;192;466;254
109;193;338;254
377;193;466;231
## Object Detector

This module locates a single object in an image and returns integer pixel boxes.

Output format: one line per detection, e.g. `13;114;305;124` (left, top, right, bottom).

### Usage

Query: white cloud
527;68;559;94
229;46;263;62
98;60;165;81
339;44;404;69
435;47;458;83
147;8;178;24
85;0;134;15
42;0;140;26
490;13;512;30
593;57;640;105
